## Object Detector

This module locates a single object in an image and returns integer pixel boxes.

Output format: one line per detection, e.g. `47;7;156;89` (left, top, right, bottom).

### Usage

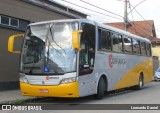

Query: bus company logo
108;54;113;68
46;76;49;80
108;54;126;68
46;76;59;80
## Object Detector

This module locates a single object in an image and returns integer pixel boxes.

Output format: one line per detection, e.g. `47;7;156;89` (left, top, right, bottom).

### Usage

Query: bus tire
94;77;105;99
136;75;144;90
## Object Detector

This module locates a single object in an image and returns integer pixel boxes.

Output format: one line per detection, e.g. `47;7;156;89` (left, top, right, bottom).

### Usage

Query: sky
52;0;160;37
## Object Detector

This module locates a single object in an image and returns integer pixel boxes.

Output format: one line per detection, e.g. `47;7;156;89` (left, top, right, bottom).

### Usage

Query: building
0;0;87;90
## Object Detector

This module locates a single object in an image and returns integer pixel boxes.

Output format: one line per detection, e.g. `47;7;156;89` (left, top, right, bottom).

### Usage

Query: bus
8;19;153;99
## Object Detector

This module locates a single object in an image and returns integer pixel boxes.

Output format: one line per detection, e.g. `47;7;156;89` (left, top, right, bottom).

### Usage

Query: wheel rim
139;77;143;88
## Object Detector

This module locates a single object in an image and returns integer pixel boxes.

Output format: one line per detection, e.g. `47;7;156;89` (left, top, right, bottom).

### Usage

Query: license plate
39;89;49;93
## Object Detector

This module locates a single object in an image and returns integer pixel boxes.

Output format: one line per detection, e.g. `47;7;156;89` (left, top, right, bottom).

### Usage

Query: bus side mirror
8;34;24;54
72;30;82;51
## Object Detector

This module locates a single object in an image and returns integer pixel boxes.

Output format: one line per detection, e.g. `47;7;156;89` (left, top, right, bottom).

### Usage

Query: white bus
8;19;153;99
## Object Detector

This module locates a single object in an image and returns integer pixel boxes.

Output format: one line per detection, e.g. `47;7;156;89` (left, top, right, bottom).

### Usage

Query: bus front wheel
94;77;105;99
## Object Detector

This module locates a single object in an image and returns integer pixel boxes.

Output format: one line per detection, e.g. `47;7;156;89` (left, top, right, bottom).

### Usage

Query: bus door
78;23;96;95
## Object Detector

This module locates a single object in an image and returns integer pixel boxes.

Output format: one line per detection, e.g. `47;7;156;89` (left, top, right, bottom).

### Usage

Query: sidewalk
0;90;36;104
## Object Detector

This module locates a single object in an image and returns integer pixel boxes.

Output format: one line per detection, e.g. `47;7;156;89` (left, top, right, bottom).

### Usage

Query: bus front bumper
20;82;79;98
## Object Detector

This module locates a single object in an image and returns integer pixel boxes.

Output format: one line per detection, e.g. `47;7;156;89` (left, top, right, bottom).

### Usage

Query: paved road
1;81;160;113
26;81;160;104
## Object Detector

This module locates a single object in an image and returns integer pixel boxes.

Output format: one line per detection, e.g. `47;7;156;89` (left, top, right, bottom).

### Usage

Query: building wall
153;56;159;77
0;0;71;23
152;47;160;64
0;0;85;90
0;28;23;81
0;27;23;90
152;47;160;78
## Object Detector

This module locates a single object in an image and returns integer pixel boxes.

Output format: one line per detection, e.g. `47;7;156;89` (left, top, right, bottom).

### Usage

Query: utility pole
124;0;128;31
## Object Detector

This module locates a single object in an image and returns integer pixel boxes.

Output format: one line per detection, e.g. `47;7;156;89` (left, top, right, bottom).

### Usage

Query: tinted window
112;33;123;52
11;18;19;27
146;43;151;56
123;37;132;53
79;23;96;75
141;42;147;56
98;29;111;51
1;16;9;25
132;38;141;54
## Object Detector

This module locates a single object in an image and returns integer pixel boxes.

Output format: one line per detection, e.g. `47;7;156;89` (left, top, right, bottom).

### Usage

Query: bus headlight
60;77;76;84
19;73;29;83
20;78;29;83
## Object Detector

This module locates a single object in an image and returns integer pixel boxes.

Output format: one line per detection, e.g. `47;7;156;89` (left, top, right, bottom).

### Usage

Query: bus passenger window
98;29;111;51
112;33;123;53
146;43;151;56
141;42;147;56
132;39;141;54
123;37;133;53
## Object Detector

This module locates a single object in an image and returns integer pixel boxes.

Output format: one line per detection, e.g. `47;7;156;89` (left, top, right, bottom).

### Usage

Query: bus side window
132;38;141;55
146;43;151;56
141;42;147;56
123;37;133;53
98;29;111;51
112;33;123;53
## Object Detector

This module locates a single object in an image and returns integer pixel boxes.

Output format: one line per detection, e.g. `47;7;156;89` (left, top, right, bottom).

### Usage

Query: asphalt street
1;81;160;113
25;81;160;104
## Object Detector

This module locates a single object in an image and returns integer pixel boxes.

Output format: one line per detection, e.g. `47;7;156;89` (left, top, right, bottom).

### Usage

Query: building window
1;16;9;25
0;15;19;28
0;15;29;31
10;18;19;27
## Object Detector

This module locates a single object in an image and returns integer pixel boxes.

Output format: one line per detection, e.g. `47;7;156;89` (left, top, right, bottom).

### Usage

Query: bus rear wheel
136;75;144;90
94;77;105;99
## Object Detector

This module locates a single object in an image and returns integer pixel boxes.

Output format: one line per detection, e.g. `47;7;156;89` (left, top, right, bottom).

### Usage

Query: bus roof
29;19;151;43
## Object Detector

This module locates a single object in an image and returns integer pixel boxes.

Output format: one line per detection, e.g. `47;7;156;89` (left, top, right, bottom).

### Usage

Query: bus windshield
21;22;78;75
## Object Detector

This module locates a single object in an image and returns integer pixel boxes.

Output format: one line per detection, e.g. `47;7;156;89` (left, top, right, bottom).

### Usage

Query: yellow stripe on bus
114;58;153;90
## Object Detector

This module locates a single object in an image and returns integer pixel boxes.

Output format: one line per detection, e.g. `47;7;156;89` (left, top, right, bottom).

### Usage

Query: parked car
154;67;160;81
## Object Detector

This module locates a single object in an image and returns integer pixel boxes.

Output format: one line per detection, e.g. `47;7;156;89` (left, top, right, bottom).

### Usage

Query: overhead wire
128;1;137;34
128;0;146;14
115;0;125;2
128;1;153;36
79;0;124;19
79;0;152;36
60;0;124;21
1;0;155;37
129;3;152;27
59;0;153;37
128;0;159;37
87;13;110;23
